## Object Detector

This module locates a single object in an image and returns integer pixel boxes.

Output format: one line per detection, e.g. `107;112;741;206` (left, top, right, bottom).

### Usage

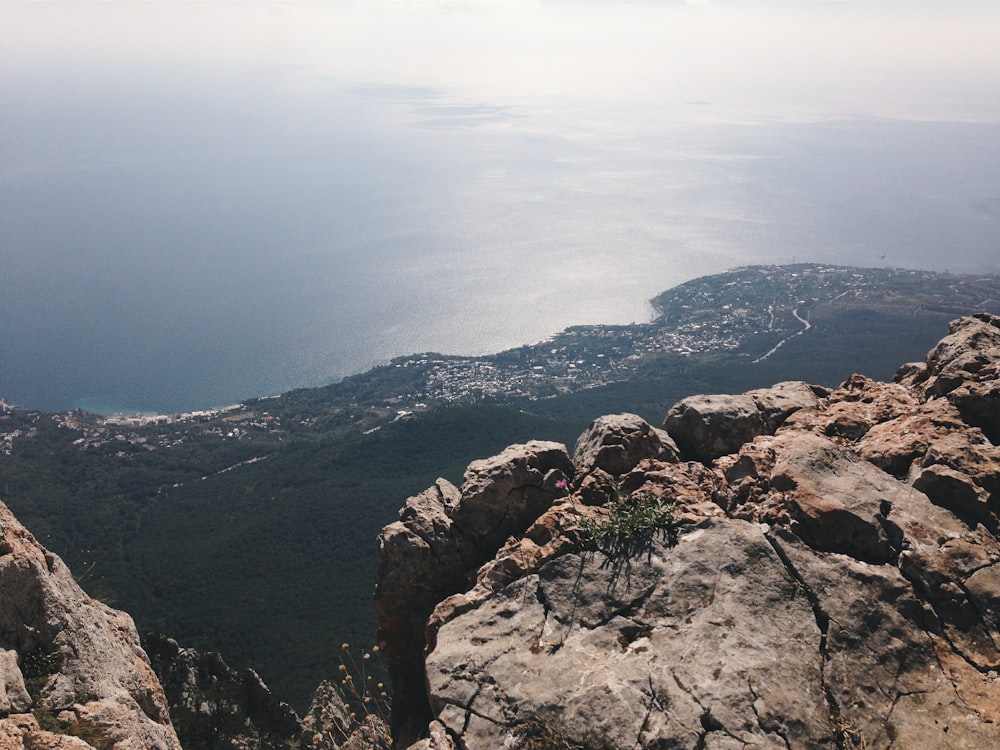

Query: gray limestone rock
143;633;302;750
917;312;1000;442
770;432;910;564
425;519;830;749
450;440;574;552
770;529;997;749
376;441;572;747
665;381;821;463
967;564;1000;628
665;392;765;464
913;463;993;530
375;479;474;747
748;380;827;430
920;312;1000;397
764;432;1000;676
0;650;31;717
950;379;1000;444
572;412;679;478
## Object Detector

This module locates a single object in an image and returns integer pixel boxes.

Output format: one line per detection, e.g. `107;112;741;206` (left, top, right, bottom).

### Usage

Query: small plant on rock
829;713;868;750
578;491;679;556
511;717;614;750
302;643;392;750
21;646;63;700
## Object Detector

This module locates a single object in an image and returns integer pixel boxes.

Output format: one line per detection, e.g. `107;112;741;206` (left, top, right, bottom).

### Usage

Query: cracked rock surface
378;314;1000;750
428;520;829;749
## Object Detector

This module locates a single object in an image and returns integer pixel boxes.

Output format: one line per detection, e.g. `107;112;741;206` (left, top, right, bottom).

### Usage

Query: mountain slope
2;264;999;708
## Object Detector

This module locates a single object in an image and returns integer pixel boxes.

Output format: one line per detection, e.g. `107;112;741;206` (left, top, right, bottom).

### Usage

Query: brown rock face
913;312;1000;442
0;502;182;750
374;441;573;746
377;315;1000;749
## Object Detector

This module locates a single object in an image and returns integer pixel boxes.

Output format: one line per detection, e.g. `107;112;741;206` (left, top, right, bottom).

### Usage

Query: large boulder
917;312;1000;396
910;312;1000;441
449;441;574;554
426;520;831;749
665;381;822;463
0;501;182;750
572;412;679;478
374;479;471;748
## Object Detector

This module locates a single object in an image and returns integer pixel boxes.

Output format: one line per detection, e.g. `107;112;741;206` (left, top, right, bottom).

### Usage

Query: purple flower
555;478;568;490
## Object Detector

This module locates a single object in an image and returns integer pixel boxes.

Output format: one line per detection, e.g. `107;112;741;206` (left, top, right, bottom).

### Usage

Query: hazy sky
4;1;999;122
2;1;999;413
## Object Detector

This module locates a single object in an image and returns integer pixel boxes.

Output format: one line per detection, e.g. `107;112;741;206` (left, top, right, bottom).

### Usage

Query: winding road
753;308;812;364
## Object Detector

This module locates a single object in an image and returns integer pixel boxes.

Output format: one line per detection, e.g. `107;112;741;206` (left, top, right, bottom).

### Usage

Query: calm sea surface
2;2;999;415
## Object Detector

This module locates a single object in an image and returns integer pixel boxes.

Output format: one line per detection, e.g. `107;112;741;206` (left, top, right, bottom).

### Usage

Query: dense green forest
3;264;999;707
1;403;577;706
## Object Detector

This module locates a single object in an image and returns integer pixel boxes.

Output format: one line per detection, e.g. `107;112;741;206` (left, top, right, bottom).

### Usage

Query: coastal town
4;264;998;456
377;262;993;405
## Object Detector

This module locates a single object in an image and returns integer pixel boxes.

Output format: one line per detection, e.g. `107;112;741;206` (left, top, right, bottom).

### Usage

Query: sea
2;1;999;415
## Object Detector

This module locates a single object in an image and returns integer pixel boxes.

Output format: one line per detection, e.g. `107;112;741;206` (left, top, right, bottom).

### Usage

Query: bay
2;2;999;415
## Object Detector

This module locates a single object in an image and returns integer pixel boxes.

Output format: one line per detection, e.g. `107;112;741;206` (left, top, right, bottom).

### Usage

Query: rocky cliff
375;313;1000;749
142;633;302;750
142;634;390;750
0;501;182;749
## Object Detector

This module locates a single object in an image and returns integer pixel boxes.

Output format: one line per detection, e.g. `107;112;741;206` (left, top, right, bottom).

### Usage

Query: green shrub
578;492;678;556
511;717;614;750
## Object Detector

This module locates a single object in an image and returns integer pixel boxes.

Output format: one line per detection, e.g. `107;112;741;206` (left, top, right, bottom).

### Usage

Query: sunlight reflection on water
1;2;998;413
